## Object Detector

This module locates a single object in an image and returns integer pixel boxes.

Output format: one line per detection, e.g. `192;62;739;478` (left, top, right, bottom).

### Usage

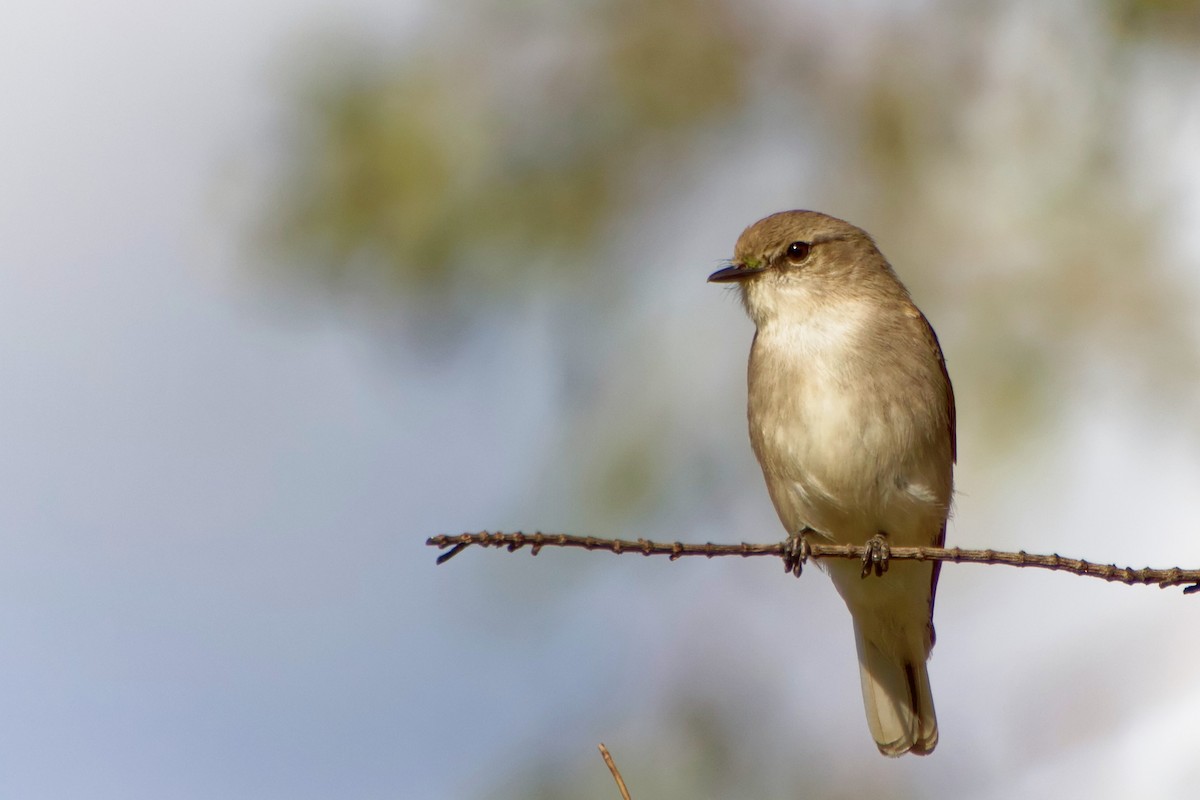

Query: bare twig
425;531;1200;593
598;743;632;800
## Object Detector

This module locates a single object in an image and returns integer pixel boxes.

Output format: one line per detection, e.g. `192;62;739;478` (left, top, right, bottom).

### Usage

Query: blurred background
3;0;1200;797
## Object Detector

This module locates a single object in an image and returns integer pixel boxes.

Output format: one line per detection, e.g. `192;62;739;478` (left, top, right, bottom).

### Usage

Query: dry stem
426;530;1200;593
598;743;632;800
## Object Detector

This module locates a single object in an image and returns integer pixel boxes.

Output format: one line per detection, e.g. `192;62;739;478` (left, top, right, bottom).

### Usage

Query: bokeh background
3;0;1200;797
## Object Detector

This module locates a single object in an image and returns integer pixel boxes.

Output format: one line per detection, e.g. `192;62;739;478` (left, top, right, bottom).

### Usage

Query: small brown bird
709;211;955;756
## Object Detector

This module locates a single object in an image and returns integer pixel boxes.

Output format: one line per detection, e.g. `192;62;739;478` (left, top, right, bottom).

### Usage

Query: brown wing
917;310;955;646
918;310;956;468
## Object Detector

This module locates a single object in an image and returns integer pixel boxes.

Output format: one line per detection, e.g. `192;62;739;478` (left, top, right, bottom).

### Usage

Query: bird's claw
783;528;813;578
861;533;890;578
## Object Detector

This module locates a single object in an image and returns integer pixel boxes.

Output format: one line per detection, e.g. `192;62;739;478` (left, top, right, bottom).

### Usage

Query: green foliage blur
264;0;1200;430
266;0;749;313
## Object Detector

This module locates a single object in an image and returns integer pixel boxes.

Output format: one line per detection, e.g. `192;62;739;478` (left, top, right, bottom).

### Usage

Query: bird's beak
707;260;767;283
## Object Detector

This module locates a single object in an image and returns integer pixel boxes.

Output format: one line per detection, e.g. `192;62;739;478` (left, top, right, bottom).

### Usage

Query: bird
709;210;955;756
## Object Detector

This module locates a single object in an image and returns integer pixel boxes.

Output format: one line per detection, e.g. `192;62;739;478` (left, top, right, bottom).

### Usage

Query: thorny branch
425;530;1200;593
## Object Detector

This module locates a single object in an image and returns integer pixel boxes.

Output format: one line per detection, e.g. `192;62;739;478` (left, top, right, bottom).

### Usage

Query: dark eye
785;241;811;263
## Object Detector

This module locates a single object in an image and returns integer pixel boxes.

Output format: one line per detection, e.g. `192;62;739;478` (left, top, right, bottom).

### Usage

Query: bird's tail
852;621;938;756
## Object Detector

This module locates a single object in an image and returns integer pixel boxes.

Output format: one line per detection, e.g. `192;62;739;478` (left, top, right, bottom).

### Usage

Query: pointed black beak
707;262;767;283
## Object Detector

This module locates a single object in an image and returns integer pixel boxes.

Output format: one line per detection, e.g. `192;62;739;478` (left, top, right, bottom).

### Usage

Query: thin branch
598;743;633;800
425;530;1200;593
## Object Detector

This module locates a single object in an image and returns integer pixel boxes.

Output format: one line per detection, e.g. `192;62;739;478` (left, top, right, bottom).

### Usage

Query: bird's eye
785;241;811;263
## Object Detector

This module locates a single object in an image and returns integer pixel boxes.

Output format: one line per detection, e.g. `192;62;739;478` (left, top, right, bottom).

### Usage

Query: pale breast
747;302;951;540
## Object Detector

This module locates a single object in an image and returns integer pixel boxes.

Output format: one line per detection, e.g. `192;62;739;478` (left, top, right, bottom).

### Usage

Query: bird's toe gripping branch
861;532;891;578
783;528;814;578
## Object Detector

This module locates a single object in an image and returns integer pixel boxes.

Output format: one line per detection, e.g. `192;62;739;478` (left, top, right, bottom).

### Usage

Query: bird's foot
783;527;814;578
861;532;891;578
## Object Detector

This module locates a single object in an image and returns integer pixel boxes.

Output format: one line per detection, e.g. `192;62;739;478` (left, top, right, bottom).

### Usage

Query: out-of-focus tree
1112;0;1200;38
264;0;750;337
263;0;1199;442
